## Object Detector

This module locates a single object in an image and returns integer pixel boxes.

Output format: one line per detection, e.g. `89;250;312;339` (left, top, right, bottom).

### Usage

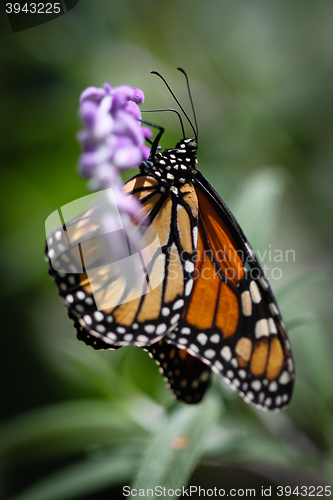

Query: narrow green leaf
295;324;333;401
286;316;316;331
0;400;147;466
230;167;287;254
8;449;138;500
131;396;221;499
62;351;136;399
276;268;331;303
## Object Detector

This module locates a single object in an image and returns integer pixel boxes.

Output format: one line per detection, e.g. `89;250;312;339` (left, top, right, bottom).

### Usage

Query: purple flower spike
133;88;145;105
80;86;107;104
78;83;149;176
77;82;151;265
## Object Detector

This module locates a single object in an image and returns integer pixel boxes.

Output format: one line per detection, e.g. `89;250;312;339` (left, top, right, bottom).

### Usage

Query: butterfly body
47;137;294;410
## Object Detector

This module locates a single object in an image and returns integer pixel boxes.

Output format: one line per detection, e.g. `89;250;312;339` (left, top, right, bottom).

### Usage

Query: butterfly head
173;137;198;154
142;137;198;190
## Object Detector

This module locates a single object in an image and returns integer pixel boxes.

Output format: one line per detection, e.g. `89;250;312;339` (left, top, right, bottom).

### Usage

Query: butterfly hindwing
147;340;211;404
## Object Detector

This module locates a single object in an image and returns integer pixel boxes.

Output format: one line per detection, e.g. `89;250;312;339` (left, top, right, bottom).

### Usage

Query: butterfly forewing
46;165;198;350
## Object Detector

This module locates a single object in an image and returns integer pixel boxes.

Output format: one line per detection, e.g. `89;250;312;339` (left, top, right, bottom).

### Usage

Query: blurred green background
1;1;333;499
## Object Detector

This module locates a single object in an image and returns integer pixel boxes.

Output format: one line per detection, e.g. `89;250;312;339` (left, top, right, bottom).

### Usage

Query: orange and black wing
165;171;294;411
46;175;198;349
147;340;211;404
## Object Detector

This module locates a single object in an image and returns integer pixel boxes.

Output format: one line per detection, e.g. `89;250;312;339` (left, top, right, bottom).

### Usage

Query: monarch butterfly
46;70;294;410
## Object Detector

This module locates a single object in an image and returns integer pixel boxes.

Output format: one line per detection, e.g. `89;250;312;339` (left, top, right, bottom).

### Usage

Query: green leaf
277;268;331;304
7;449;138;500
286;316;316;331
0;400;147;466
230;167;288;254
131;396;221;499
62;351;134;399
295;323;333;402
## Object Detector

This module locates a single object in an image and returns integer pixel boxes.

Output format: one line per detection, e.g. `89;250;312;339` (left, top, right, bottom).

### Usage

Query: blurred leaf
8;448;138;500
286;316;316;331
62;351;134;399
0;217;48;297
131;396;221;499
325;456;333;494
294;324;333;404
230;167;288;254
0;400;148;466
204;411;309;467
277;268;332;304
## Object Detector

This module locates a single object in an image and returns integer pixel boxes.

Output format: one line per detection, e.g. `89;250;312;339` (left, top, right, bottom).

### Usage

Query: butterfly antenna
177;67;199;142
151;70;197;141
141;108;186;139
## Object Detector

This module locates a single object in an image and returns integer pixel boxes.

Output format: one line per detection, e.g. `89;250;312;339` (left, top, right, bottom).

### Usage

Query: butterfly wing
165;171;294;411
147;340;211;404
46;175;198;349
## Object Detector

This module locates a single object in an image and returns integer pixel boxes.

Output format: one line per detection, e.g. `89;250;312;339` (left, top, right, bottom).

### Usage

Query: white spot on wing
251;380;261;391
96;324;106;333
185;261;194;273
269;302;279;315
94;311;104;322
268;318;277;334
249;281;261;303
173;299;184;310
83;314;92;325
144;324;155;333
269;381;278;392
279;371;290;384
287;358;294;372
189;343;199;353
192;227;198;245
221;346;232;362
255;319;269;338
214;360;223;371
241;291;252;316
204;349;216;359
185;280;193;296
170;314;180;325
137;335;149;343
197;333;208;345
156;324;167;335
259;276;269;289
